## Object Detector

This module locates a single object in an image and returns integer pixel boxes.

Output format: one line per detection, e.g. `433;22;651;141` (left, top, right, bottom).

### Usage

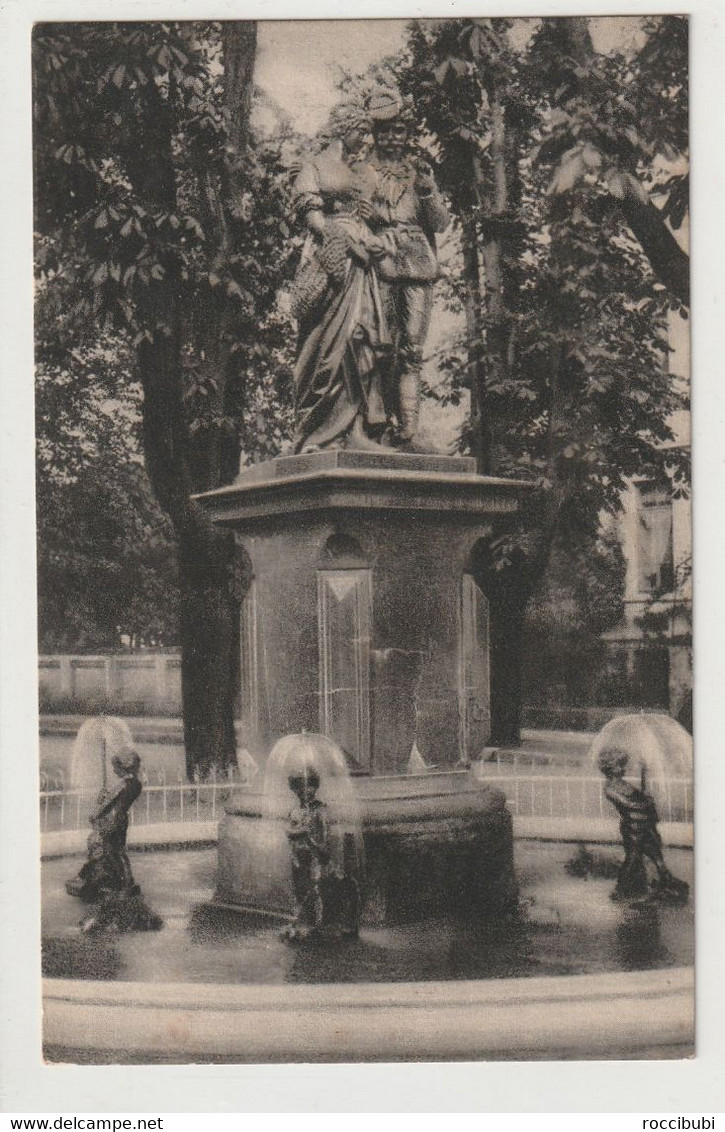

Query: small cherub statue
598;747;688;904
66;747;163;933
282;769;330;941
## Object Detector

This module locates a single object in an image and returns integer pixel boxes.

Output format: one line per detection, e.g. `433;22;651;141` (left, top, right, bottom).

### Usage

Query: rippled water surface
42;843;693;986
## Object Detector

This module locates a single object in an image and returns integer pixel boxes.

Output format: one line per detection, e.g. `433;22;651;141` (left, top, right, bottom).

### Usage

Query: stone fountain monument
196;99;530;924
197;449;528;923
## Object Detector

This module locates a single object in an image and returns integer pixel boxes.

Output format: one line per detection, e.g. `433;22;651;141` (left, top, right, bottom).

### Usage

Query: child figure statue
282;769;359;942
598;747;689;904
65;747;163;933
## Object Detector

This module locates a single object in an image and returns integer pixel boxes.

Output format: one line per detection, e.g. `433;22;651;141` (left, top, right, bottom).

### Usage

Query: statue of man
365;93;450;448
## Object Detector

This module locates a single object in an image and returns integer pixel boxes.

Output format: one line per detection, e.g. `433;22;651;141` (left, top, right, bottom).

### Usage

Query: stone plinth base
197;452;528;924
197;451;531;774
215;771;517;924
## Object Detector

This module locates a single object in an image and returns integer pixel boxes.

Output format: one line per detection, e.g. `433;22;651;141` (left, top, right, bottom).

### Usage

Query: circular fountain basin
216;769;518;921
41;841;694;1062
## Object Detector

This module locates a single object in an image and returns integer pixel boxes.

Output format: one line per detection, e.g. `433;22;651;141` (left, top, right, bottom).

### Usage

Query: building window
637;483;674;595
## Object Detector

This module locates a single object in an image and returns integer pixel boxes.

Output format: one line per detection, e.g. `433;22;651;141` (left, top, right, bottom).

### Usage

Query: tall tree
401;20;529;471
35;294;180;653
33;22;295;776
531;16;689;307
400;16;689;741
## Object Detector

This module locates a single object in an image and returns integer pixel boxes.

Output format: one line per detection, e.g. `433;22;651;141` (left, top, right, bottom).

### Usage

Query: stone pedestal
196;450;529;921
199;450;527;773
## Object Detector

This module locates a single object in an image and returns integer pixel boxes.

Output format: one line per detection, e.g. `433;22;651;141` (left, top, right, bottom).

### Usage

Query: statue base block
198;451;530;775
216;771;517;925
198;452;527;925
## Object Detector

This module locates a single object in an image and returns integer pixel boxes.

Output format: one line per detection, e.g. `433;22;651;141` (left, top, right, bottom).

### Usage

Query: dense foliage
394;16;689;737
33;22;296;484
34;17;689;758
33;21;296;772
35;295;180;651
399;17;688;502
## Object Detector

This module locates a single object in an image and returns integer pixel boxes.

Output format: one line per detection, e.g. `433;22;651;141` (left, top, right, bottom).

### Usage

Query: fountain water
587;713;693;818
68;716;135;824
216;732;363;929
586;713;691;904
264;734;361;848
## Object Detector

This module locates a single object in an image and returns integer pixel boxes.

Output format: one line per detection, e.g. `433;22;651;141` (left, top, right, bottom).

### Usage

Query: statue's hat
367;88;403;122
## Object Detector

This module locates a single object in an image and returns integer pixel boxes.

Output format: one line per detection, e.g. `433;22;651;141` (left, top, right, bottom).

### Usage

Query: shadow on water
283;915;545;984
188;902;286;943
615;905;667;970
186;901;543;984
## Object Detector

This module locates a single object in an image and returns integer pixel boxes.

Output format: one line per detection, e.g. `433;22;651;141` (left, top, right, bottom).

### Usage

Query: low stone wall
39;653;182;714
38;656;659;733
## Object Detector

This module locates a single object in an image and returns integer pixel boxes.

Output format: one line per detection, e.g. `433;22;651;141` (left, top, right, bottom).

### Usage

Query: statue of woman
290;110;395;453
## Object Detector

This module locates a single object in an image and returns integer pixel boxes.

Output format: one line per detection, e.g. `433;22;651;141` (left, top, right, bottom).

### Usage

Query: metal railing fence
40;774;692;834
39;769;244;833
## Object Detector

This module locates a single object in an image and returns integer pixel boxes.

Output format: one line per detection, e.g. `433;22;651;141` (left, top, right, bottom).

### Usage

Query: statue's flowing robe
292;143;392;451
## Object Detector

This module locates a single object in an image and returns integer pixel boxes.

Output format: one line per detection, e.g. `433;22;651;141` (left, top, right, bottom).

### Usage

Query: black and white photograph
24;11;697;1069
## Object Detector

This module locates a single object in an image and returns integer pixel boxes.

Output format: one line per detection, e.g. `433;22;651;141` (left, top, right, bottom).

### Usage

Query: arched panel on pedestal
459;557;492;762
317;531;372;771
239;576;260;733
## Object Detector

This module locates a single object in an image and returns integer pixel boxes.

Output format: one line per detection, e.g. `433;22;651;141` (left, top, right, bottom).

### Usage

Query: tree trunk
132;22;258;779
454;32;535;737
478;91;508;477
609;173;689;306
470;544;536;747
460;208;490;469
558;16;690;307
476;529;555;745
137;301;242;778
179;553;238;780
488;592;528;746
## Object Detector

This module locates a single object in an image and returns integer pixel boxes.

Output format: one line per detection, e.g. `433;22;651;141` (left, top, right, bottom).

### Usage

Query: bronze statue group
64;746;361;941
289;87;449;456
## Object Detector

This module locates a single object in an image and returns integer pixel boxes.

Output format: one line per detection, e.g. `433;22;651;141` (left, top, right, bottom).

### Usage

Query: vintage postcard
21;8;700;1076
